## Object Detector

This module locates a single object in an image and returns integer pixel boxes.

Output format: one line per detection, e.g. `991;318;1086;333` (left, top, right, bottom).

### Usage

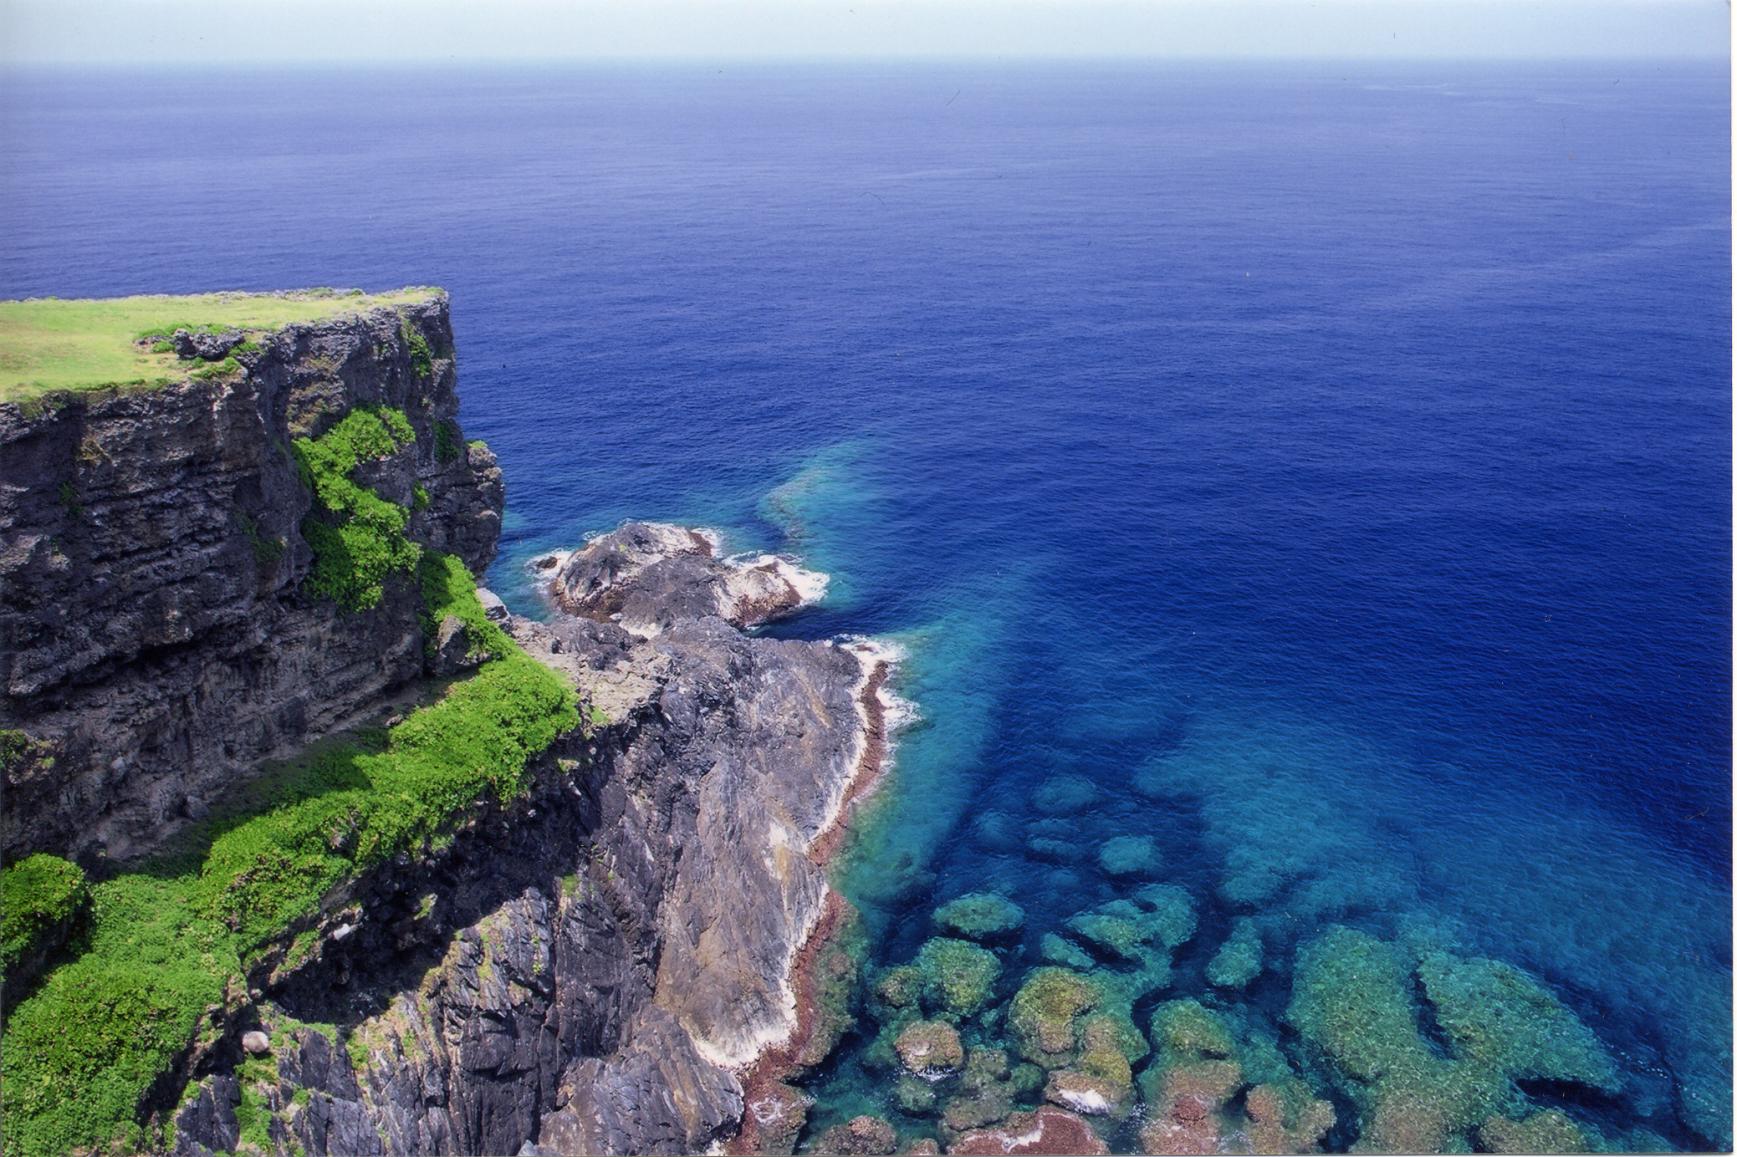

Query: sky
0;0;1728;65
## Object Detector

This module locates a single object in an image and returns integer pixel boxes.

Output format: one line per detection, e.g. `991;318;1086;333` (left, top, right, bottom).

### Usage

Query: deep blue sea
2;60;1729;1152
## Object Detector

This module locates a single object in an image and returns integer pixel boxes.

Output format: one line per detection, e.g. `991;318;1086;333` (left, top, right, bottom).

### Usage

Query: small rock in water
914;937;1001;1018
1205;917;1263;989
812;1115;898;1156
894;1074;939;1115
895;1020;965;1076
241;1030;271;1055
1038;932;1095;971
971;810;1019;851
1025;836;1082;865
949;1106;1109;1156
1096;835;1160;879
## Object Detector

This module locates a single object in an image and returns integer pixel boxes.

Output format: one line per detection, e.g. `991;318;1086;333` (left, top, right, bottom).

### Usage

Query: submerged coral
894;1020;965;1076
1098;836;1161;880
1205;917;1262;989
1415;951;1620;1092
914;936;1002;1020
933;892;1026;944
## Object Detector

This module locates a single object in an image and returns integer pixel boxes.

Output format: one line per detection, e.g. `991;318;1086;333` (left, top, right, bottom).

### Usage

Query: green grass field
0;287;439;402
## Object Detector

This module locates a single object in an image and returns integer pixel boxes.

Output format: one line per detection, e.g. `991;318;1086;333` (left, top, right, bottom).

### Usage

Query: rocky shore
0;292;906;1157
167;522;900;1156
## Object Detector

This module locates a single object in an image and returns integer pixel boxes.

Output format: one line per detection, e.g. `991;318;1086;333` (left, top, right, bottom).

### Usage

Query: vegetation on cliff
0;852;87;974
294;406;422;611
0;287;438;401
1;391;574;1157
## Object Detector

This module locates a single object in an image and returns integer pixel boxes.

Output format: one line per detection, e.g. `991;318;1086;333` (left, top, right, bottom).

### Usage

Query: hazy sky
2;0;1728;65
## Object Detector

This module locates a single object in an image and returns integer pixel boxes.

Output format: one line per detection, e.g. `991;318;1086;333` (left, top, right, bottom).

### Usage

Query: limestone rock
949;1106;1109;1156
814;1114;899;1155
548;521;825;634
896;1021;965;1076
932;892;1025;944
1;295;503;862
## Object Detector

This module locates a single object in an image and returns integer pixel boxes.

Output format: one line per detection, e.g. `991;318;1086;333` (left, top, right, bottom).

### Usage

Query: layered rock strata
0;294;501;860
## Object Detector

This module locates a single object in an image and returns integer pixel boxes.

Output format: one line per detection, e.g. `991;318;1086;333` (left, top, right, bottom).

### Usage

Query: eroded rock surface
172;526;890;1156
0;295;501;860
544;520;827;634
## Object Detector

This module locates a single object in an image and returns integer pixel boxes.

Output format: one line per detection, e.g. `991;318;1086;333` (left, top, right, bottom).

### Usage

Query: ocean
2;59;1729;1151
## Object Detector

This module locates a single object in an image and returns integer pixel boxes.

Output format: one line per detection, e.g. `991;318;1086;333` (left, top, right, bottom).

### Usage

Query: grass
0;555;578;1157
0;853;88;974
0;287;439;402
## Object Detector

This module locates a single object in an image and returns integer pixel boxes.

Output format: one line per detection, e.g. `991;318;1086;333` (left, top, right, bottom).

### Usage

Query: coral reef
1097;836;1160;880
932;892;1026;944
914;937;1002;1020
894;1021;965;1076
1205;917;1262;989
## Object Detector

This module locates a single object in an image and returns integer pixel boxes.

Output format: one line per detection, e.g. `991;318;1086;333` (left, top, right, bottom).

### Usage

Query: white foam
1054;1086;1111;1115
527;548;574;575
726;552;831;608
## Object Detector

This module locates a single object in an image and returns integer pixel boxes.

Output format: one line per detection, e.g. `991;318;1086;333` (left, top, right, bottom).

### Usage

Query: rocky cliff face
0;296;502;861
170;527;891;1156
2;289;889;1156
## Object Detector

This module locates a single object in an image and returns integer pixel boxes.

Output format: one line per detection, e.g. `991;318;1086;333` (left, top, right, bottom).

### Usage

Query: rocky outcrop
0;294;502;861
542;521;827;634
170;527;896;1156
2;289;894;1155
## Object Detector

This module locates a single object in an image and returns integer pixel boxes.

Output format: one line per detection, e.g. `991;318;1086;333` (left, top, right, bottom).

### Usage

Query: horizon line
2;51;1729;69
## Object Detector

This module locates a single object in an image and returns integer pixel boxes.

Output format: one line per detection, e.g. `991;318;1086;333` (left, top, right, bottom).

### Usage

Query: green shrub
294;407;420;611
419;551;510;661
434;420;461;463
188;356;240;380
1;873;232;1157
0;853;88;973
133;322;230;342
402;319;434;380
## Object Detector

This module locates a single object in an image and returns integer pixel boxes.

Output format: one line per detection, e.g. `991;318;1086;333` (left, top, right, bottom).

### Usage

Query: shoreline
728;645;900;1154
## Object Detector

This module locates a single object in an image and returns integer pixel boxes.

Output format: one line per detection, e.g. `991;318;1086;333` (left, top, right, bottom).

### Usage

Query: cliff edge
0;292;894;1157
0;289;503;861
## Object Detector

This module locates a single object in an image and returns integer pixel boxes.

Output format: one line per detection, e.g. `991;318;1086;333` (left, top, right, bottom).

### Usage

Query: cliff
0;293;889;1157
0;290;502;861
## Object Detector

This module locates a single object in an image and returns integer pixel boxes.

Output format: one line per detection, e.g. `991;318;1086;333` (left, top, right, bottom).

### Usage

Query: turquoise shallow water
1;58;1728;1152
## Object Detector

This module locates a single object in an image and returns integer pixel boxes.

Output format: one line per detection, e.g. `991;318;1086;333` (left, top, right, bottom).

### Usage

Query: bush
0;853;88;973
402;319;434;379
294;407;420;611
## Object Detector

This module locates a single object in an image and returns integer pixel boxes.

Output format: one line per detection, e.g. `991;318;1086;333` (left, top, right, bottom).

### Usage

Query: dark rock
0;295;503;862
171;522;887;1157
172;327;245;361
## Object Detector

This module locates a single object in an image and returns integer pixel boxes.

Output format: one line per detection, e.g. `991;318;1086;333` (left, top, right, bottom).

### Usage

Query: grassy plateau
0;287;438;402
